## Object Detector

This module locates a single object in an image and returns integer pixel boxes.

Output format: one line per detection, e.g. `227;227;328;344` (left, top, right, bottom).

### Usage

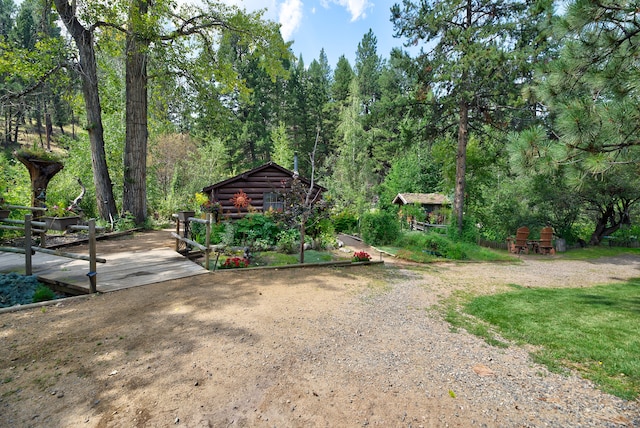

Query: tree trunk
299;219;305;264
454;99;469;235
589;203;624;245
53;0;118;222
45;112;52;151
15;153;64;218
123;0;149;225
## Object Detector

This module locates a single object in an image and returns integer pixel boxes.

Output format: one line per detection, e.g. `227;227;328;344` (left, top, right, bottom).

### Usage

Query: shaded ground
1;230;639;427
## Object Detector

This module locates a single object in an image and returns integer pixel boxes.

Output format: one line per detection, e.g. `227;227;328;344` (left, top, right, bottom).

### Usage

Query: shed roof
392;193;450;205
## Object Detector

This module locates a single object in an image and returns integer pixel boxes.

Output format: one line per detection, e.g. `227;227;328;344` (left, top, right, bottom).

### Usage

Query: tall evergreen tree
306;49;333;164
517;0;640;244
354;29;382;116
391;0;547;234
0;0;14;40
332;55;354;106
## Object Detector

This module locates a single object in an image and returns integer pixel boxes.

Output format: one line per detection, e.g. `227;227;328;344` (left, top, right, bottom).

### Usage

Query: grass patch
555;246;640;261
251;250;335;267
440;290;510;348
463;279;640;400
387;231;514;263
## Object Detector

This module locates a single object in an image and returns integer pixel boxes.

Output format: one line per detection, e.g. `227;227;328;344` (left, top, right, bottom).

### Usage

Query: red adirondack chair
508;226;529;254
539;226;555;255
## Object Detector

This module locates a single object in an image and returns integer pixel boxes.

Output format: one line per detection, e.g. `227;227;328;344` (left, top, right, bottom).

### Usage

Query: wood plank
0;247;208;294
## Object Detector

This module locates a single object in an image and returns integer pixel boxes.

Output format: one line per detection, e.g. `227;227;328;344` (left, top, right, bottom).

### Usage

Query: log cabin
202;162;326;220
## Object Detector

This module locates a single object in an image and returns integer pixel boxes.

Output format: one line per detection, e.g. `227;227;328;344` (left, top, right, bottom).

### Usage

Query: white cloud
324;0;372;21
221;0;279;20
278;0;304;41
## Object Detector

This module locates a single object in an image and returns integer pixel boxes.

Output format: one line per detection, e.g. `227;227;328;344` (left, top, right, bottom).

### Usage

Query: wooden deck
0;248;209;294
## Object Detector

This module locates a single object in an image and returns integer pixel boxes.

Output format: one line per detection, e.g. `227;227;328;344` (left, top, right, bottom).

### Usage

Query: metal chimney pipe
293;152;298;174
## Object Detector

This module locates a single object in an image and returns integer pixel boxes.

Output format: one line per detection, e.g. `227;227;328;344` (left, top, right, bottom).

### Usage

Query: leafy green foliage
392;231;511;262
360;211;400;246
276;229;299;254
234;213;281;247
32;285;55;303
113;212;136;231
332;211;359;234
378;147;442;212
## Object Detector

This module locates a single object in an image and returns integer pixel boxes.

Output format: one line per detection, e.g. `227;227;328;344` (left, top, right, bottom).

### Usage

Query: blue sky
227;0;412;69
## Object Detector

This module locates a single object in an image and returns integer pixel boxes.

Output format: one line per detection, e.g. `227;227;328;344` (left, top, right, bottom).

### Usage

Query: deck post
204;213;211;270
25;214;32;275
89;219;97;293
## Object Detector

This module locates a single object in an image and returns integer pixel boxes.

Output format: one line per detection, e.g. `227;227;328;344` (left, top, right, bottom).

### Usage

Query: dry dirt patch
1;231;639;427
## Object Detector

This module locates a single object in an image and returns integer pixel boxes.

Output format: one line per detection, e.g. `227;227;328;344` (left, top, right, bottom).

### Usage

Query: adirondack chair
539;226;555;255
508;226;530;254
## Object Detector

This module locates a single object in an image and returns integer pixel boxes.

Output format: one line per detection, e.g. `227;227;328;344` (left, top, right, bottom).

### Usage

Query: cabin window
263;192;284;212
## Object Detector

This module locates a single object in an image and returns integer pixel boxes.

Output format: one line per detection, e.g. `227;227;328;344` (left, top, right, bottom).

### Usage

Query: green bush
447;215;479;243
234;213;281;246
396;231;469;260
32;285;55;303
360;211;400;246
332;211;359;234
114;212;137;231
315;231;338;250
276;229;299;254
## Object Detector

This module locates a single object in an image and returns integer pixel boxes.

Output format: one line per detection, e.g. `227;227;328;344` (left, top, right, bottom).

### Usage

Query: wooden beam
34;247;107;263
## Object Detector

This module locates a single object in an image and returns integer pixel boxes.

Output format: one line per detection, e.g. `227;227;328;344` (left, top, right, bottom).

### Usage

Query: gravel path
310;264;640;427
1;232;639;427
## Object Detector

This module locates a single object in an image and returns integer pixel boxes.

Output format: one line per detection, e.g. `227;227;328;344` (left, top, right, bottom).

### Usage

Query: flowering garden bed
209;249;379;270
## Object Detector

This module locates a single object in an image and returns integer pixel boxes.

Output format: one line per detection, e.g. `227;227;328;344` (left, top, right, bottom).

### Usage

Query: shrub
332;211;359;234
221;222;236;246
396;231;469;260
360;211;400;246
235;214;281;246
114;212;137;231
252;238;272;251
315;231;338;250
276;229;299;254
447;215;479;243
32;285;55;303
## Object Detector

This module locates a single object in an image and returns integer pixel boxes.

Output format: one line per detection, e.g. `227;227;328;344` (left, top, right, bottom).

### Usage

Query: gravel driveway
1;232;639;427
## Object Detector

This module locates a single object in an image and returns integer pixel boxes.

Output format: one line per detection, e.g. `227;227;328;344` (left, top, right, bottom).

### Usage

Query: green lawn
462;279;640;400
553;246;640;261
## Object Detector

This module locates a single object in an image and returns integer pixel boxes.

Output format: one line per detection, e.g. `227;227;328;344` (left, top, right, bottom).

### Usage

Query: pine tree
391;0;548;234
526;0;640;244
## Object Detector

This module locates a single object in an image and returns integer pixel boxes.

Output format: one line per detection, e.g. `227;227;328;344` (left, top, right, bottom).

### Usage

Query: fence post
175;217;180;252
204;213;211;270
25;214;32;276
89;219;97;293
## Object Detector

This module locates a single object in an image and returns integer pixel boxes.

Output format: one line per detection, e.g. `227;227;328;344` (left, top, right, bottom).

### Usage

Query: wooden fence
171;212;214;270
410;219;448;232
0;207;105;293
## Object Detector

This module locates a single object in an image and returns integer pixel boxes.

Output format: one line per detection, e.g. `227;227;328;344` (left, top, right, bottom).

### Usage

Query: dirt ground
1;231;639;427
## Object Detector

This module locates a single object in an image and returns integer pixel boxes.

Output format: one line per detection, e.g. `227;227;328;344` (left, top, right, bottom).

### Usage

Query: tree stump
15;152;64;218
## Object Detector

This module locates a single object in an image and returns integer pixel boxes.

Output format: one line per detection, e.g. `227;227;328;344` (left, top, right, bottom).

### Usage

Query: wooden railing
411;219;448;232
0;208;105;293
171;212;214;270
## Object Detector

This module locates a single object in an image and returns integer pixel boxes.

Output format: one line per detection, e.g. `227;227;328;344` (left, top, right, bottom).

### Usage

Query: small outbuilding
392;193;450;224
202;162;325;220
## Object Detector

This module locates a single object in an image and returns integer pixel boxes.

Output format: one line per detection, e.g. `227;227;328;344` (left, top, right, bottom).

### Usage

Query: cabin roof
392;193;450;205
202;162;326;193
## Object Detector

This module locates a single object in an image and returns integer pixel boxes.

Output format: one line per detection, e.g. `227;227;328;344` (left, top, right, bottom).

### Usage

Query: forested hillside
1;0;638;245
